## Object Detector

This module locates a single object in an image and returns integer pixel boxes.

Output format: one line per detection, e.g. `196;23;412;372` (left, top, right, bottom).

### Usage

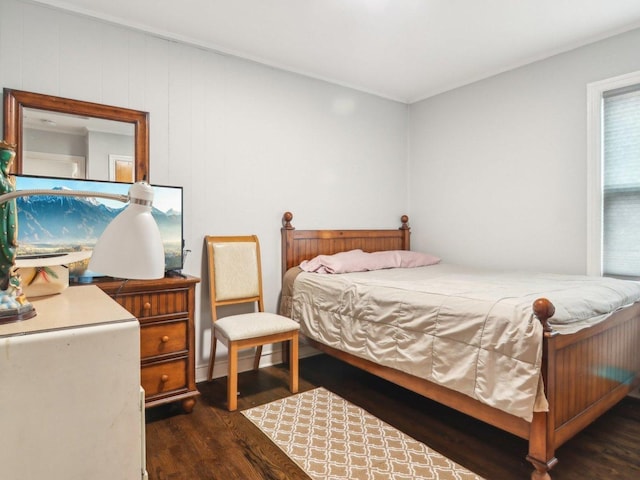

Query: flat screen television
13;174;184;279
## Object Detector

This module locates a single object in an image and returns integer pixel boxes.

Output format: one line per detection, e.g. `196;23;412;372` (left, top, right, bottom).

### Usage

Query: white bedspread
289;264;640;421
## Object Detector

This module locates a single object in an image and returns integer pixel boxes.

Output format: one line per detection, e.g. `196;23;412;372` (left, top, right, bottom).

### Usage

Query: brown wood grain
98;275;200;411
280;212;640;479
144;355;640;480
3;88;150;181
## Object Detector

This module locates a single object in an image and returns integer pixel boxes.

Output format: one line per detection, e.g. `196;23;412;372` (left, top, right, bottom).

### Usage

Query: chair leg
253;345;263;371
207;331;218;382
282;340;290;365
289;333;299;394
228;342;239;411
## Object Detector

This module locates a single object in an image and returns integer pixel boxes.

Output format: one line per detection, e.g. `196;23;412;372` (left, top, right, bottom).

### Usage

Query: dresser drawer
114;289;190;320
97;275;200;412
140;321;187;359
141;359;188;398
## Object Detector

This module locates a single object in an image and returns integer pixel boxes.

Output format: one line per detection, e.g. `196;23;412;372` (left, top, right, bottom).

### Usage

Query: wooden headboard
280;211;411;275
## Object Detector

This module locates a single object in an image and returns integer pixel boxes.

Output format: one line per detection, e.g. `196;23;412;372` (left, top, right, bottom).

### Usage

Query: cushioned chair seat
205;234;300;411
215;313;299;342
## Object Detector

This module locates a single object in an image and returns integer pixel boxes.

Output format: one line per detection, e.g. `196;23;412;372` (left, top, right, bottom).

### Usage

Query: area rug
242;387;484;480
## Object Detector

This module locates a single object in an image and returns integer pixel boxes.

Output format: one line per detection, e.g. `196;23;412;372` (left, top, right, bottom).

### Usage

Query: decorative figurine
0;141;18;287
0;140;34;322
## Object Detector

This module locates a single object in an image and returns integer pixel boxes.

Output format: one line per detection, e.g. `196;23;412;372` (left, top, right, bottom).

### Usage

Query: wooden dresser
97;275;200;413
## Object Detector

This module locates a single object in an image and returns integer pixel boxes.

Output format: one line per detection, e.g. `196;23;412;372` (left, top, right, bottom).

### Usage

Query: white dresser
0;285;146;480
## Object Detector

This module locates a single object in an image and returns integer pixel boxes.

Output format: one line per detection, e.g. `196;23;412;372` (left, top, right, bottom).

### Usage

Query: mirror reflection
3;89;149;183
22;107;135;181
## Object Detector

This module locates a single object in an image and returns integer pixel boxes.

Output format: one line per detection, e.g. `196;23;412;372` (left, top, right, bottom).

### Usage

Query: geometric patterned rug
242;387;484;480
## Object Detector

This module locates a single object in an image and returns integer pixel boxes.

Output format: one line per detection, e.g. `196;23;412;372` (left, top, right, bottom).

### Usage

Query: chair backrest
205;235;265;321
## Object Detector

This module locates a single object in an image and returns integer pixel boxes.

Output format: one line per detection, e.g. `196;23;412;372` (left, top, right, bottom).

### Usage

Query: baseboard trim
196;343;319;383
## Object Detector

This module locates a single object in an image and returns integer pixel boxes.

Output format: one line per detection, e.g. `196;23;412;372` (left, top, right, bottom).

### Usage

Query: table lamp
0;140;165;323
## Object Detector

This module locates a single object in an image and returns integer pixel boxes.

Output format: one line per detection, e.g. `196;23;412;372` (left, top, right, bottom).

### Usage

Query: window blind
603;84;640;277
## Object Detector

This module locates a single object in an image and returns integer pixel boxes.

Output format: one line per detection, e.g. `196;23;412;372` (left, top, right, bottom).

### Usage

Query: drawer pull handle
161;335;170;343
143;302;151;311
161;374;169;383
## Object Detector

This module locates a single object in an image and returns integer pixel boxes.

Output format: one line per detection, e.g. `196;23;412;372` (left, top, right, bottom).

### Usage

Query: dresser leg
182;398;196;414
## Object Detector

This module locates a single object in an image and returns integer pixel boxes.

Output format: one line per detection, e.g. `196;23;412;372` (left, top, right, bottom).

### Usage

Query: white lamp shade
89;183;165;280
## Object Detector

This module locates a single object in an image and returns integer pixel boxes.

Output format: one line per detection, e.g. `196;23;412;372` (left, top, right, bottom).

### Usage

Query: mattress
281;264;640;421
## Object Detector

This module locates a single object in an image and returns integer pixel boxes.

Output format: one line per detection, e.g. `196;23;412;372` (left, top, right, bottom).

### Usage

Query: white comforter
289;264;640;421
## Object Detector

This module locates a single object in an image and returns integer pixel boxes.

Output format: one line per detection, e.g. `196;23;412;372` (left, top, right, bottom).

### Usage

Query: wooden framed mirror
3;89;149;182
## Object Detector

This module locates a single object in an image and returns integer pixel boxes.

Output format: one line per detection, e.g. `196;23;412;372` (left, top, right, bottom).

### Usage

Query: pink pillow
299;249;368;274
299;249;440;274
396;250;441;268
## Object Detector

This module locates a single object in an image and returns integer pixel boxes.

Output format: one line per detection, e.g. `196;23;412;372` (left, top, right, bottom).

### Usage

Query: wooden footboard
527;301;640;478
280;212;640;480
547;302;640;446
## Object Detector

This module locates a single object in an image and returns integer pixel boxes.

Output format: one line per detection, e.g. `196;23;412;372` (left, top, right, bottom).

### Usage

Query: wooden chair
205;235;299;411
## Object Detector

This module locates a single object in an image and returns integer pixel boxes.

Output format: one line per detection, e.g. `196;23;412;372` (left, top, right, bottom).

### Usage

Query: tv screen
13;174;184;278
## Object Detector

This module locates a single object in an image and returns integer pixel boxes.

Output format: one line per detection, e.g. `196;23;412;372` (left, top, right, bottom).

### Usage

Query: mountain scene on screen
15;188;182;272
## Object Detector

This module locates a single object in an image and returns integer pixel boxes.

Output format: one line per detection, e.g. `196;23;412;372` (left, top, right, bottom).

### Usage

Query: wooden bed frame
280;211;640;480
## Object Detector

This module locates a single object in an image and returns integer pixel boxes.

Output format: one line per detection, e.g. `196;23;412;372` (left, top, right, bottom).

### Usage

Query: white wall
86;131;134;181
10;1;638;382
409;27;640;275
0;0;408;379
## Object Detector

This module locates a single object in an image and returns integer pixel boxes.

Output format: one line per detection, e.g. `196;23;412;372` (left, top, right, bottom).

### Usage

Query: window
587;71;640;278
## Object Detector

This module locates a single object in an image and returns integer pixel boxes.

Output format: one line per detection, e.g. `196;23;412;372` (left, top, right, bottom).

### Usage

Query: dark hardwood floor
145;354;640;480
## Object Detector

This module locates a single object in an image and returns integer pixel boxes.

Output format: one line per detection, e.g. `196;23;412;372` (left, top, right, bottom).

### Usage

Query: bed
279;211;640;480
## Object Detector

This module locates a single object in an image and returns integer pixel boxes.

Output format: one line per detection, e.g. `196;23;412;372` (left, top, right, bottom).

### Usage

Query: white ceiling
34;0;640;103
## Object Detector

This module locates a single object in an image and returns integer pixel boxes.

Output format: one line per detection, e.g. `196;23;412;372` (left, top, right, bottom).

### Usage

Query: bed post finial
398;215;410;250
532;298;555;333
282;211;294;230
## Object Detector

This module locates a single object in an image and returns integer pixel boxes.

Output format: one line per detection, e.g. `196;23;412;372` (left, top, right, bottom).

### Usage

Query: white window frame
586;70;640;276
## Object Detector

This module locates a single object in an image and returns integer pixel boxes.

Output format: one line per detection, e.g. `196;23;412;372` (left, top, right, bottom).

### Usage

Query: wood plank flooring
145;354;640;480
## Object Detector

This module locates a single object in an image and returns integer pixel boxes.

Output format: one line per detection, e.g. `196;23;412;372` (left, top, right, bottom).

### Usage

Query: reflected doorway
109;154;134;182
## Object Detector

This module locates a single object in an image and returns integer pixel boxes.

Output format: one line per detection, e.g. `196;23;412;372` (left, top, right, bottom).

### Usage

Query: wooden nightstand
97;274;200;412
